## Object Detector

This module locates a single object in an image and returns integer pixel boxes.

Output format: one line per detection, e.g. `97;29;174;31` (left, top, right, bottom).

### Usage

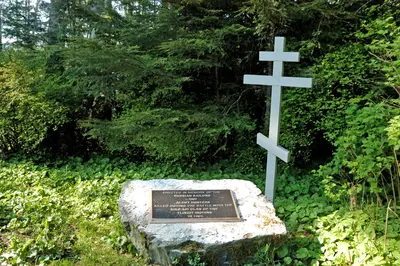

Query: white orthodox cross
243;37;312;202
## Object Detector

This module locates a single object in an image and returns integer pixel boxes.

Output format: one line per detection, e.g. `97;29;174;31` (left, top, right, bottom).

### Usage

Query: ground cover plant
0;157;146;265
0;156;265;265
1;157;399;265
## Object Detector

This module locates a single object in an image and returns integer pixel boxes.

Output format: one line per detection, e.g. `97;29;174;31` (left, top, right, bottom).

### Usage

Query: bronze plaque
150;190;241;223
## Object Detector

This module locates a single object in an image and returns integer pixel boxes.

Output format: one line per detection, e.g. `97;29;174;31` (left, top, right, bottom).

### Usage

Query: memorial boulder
118;179;286;266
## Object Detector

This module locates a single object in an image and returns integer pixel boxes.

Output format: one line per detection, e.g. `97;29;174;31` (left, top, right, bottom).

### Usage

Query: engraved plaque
150;190;241;223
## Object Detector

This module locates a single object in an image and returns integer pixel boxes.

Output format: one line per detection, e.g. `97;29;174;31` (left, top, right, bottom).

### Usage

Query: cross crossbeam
243;36;313;202
256;133;289;163
243;75;312;88
259;51;299;62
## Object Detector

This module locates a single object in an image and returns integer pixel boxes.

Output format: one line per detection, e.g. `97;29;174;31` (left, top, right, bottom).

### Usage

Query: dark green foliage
83;107;254;162
313;3;400;207
0;0;397;208
280;44;381;163
318;101;400;205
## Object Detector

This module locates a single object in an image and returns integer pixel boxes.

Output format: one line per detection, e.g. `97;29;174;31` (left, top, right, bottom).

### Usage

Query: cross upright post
243;37;312;202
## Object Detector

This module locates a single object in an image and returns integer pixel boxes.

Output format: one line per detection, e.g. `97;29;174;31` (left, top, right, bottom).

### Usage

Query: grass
51;220;142;266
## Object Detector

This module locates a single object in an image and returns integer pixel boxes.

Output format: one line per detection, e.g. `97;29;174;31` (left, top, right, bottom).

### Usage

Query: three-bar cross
243;37;312;202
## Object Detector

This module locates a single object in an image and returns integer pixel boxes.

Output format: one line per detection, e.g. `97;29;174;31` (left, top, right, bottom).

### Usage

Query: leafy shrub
316;208;400;265
230;138;265;174
317;102;400;206
0;60;67;154
280;44;380;165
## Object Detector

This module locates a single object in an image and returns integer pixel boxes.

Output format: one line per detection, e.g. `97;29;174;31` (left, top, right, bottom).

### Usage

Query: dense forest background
1;0;399;206
0;0;400;265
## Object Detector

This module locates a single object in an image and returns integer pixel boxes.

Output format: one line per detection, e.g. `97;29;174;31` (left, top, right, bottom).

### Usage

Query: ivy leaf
283;257;292;265
336;241;350;255
296;248;309;259
277;246;289;258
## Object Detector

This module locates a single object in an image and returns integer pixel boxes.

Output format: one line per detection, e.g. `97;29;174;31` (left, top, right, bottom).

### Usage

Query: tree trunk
215;66;219;99
0;6;2;51
25;0;33;46
105;0;112;10
48;0;58;44
34;0;41;43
